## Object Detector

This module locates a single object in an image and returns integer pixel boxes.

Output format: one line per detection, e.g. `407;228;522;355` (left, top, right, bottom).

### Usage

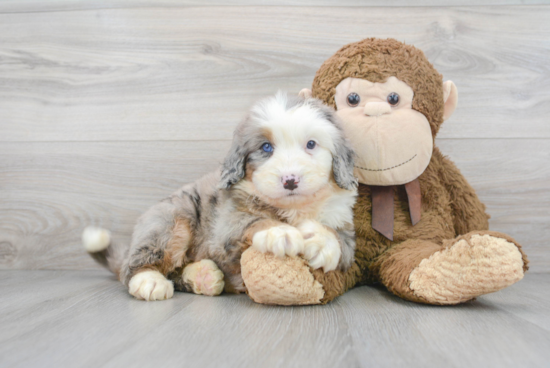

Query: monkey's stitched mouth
354;154;417;172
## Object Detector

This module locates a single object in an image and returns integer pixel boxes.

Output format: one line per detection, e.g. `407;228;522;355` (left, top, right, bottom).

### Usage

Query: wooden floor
1;270;549;368
1;1;549;273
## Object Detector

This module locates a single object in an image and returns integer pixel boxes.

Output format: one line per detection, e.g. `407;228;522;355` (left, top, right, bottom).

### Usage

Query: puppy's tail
82;227;125;278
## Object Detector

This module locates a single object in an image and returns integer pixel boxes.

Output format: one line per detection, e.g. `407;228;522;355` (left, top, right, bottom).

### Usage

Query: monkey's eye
387;92;400;106
347;93;360;107
262;143;273;153
306;140;316;150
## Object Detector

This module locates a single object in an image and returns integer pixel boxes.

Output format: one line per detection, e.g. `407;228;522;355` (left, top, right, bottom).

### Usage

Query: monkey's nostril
283;178;298;191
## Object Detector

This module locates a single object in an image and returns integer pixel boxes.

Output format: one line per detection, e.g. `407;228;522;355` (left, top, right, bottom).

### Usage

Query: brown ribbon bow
370;178;422;241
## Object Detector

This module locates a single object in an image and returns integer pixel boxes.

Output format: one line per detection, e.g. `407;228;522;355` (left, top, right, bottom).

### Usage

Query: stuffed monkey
240;38;528;305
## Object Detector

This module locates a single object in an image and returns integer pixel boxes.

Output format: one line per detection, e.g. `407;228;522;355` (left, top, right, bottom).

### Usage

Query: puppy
83;92;357;301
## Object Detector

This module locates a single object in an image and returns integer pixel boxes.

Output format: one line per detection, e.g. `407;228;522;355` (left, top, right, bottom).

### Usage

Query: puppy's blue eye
262;143;273;153
306;140;316;150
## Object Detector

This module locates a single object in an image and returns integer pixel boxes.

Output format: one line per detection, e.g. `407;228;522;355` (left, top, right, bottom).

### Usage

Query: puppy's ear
219;140;247;189
332;137;357;190
312;100;357;191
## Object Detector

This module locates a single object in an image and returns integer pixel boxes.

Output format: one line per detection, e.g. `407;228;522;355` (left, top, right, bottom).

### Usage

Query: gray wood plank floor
1;6;549;142
2;1;549;14
1;3;549;273
1;270;548;368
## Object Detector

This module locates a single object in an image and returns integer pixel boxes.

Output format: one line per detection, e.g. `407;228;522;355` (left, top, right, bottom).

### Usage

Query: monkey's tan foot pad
183;259;225;296
409;234;524;305
241;248;324;305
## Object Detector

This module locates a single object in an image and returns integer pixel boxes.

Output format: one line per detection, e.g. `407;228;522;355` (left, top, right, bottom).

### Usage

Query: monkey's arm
434;148;490;235
240;220;359;306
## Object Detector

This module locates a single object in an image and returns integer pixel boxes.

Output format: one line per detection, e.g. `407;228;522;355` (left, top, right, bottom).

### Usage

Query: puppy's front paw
128;270;174;301
297;220;341;272
252;225;304;258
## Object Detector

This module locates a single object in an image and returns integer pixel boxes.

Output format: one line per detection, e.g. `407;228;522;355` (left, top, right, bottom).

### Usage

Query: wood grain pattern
0;141;226;270
1;1;548;14
0;270;549;368
0;6;549;142
0;4;548;275
0;139;548;272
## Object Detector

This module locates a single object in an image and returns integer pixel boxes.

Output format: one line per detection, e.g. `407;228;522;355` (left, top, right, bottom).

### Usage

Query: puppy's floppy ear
311;99;357;190
332;136;357;190
219;137;247;189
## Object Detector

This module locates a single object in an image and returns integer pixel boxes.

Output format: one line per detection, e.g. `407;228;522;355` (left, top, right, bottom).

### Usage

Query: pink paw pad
195;267;217;295
182;259;225;296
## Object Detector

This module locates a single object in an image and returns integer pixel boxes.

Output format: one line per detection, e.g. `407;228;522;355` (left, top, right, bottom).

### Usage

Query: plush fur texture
242;248;325;305
84;92;358;301
240;38;529;306
312;38;445;137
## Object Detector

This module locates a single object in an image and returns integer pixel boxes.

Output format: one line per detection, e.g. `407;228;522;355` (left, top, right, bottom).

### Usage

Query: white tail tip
82;227;111;253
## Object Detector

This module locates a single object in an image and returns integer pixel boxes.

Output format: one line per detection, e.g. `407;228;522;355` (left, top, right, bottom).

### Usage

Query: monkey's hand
297;220;341;272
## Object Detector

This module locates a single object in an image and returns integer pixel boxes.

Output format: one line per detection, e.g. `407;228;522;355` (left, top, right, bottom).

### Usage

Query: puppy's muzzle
282;175;299;191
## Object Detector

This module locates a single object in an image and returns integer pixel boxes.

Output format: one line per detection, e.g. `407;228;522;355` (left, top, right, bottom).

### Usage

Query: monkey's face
334;76;433;186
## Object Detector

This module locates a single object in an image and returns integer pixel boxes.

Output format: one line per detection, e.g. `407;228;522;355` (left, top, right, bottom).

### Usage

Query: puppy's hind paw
182;259;225;296
128;270;174;301
252;225;304;258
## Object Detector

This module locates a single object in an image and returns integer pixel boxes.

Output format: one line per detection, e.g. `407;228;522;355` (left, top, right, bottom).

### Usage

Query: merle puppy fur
84;92;358;301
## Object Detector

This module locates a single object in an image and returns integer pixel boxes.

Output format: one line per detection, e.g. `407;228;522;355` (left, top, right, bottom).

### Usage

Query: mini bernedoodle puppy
83;92;358;301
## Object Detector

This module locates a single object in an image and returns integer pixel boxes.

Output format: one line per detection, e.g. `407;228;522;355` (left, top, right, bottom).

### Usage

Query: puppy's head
220;92;356;207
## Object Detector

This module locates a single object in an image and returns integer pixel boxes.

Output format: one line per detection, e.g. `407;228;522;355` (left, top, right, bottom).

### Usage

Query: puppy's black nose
283;179;298;191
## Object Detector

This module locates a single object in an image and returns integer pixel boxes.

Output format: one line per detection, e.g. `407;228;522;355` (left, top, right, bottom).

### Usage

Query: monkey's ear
219;142;247;189
332;138;358;191
443;81;458;120
299;88;312;99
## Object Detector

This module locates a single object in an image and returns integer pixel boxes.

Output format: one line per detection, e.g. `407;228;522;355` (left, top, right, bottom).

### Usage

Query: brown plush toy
240;38;529;305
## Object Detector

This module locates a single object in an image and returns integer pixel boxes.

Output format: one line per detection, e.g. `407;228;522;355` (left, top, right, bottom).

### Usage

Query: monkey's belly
354;201;456;264
392;205;455;245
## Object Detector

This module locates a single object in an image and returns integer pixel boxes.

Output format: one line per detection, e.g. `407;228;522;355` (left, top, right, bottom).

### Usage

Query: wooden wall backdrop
0;1;549;272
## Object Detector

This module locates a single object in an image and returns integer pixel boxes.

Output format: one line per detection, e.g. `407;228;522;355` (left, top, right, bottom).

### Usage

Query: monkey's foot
409;233;525;304
183;259;225;296
241;248;324;305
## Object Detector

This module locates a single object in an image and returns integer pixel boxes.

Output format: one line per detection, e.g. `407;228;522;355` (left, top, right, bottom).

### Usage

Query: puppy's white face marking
248;93;339;207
